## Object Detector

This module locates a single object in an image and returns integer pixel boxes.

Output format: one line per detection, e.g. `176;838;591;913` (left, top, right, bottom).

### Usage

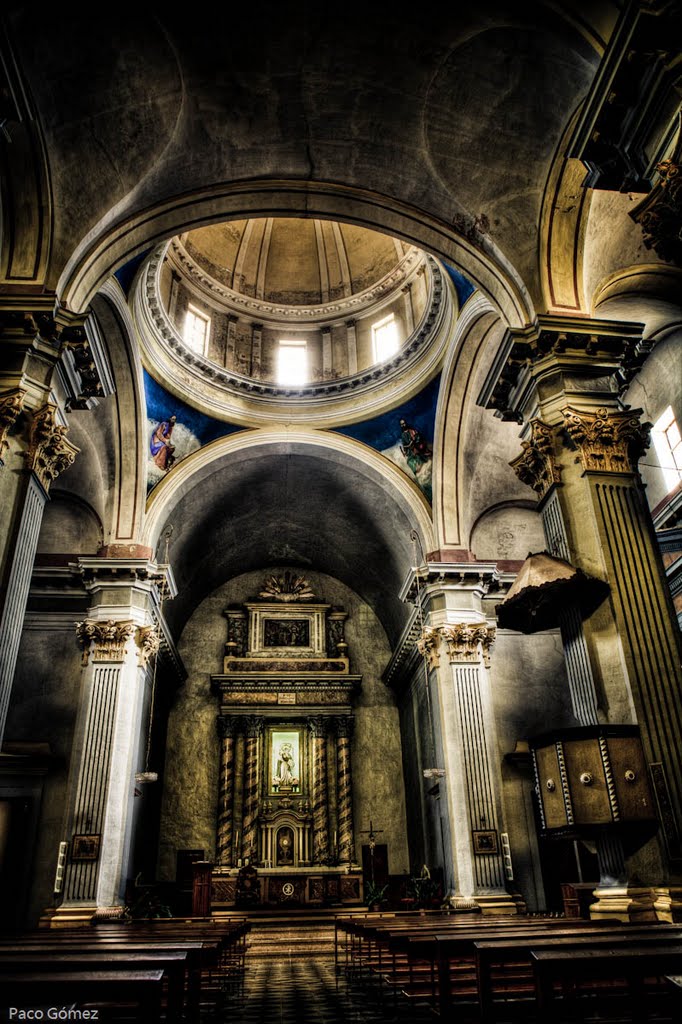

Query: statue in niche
273;742;298;788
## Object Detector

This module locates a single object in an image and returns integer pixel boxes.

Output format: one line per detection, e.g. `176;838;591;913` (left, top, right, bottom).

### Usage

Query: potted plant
364;881;388;911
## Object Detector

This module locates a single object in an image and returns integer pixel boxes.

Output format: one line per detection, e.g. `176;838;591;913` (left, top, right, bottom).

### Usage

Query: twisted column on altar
241;716;263;862
216;716;238;866
335;716;355;864
309;716;330;864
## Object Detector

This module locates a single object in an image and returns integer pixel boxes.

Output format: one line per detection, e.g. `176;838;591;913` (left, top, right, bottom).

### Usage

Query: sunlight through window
183;304;210;354
277;339;308;385
372;314;399;363
652;405;682;492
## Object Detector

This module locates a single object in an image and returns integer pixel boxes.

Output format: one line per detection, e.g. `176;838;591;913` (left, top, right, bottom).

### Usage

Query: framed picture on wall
71;834;101;861
472;829;498;855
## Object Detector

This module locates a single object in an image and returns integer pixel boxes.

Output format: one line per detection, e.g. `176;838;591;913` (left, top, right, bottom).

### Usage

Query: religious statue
150;415;177;470
274;741;298;788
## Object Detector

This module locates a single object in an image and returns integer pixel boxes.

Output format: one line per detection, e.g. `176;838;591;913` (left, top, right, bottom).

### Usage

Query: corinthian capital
417;626;441;669
26;404;79;489
0;388;26;464
440;623;495;665
562;405;650;474
135;625;161;668
76;619;135;665
510;419;561;499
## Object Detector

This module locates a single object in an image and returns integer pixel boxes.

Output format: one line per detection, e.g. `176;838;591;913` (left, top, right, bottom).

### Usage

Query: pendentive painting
271;730;301;793
333;375;440;503
144;372;243;492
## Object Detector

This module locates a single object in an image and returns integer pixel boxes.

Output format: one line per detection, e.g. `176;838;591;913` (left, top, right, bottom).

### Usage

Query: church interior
1;2;682;1020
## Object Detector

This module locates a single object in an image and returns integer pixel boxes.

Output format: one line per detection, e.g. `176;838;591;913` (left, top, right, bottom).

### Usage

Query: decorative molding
217;715;239;739
416;625;441;669
258;572;316;602
168;236;424;323
440;623;496;665
134;625;160;668
561;405;651;474
75;619;135;665
243;715;264;738
0;387;26;462
334;715;354;739
510;419;561;499
25;404;79;490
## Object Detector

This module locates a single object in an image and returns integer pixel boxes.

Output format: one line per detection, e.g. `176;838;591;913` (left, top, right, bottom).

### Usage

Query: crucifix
360;819;384;883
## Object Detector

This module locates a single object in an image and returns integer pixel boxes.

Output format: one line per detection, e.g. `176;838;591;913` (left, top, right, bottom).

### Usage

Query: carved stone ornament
561;405;650;474
135;625;161;668
631;160;682;267
440;623;496;665
25;403;79;489
259;571;316;602
510;419;561;500
0;387;26;463
417;626;441;669
76;619;135;665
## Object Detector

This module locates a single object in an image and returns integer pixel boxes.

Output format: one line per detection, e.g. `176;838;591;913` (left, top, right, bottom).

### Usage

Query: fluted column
60;619;159;914
216;716;238;866
335;717;355;864
309;716;330;864
241;716;263;862
0;402;78;744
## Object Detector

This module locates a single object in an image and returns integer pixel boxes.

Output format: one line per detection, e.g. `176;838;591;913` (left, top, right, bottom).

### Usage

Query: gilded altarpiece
210;574;363;906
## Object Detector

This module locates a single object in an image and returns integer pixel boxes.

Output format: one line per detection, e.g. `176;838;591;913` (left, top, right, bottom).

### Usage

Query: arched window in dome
372;313;399;363
277;339;308;385
183;304;210;355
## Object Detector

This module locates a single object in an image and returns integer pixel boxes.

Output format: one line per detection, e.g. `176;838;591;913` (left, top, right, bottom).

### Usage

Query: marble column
216;716;238;866
345;321;358;375
241;716;263;863
251;324;262;378
309;716;330;865
401;283;415;333
335;717;355;865
322;328;333;379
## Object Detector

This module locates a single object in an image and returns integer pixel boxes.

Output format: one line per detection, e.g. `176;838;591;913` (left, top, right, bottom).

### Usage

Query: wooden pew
1;968;165;1023
532;942;682;1022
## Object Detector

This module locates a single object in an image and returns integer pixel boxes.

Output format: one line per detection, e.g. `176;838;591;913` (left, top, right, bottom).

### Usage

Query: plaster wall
157;567;409;881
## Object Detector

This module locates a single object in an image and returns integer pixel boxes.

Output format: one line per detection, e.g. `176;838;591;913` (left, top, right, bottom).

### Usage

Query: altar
209;573;364;902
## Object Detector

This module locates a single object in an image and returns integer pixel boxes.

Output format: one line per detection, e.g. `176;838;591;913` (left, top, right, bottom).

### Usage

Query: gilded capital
76;619;135;666
243;715;264;738
510;419;561;500
417;625;441;669
0;388;26;463
26;404;79;489
217;715;239;739
561;405;650;474
440;623;495;665
135;625;161;668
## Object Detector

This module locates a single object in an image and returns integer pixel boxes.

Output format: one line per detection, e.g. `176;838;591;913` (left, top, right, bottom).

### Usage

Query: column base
589;885;661;923
651;886;682;923
39;903;97;929
474;891;523;915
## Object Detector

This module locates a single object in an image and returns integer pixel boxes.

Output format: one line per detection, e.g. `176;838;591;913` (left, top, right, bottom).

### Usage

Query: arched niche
36;492;103;555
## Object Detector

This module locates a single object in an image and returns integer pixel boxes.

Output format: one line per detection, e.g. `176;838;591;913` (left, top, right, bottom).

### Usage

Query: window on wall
652;406;682;492
372;314;399;363
183;304;210;354
277;339;308;385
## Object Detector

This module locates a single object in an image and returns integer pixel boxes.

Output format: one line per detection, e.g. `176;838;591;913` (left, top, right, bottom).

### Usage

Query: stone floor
216;919;432;1024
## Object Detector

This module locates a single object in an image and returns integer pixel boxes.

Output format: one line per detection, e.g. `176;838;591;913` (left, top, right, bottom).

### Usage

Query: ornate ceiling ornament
416;625;441;669
135;625;161;668
440;623;495;665
75;619;135;665
0;387;26;464
510;419;561;500
259;572;316;602
561;405;651;474
25;403;79;490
